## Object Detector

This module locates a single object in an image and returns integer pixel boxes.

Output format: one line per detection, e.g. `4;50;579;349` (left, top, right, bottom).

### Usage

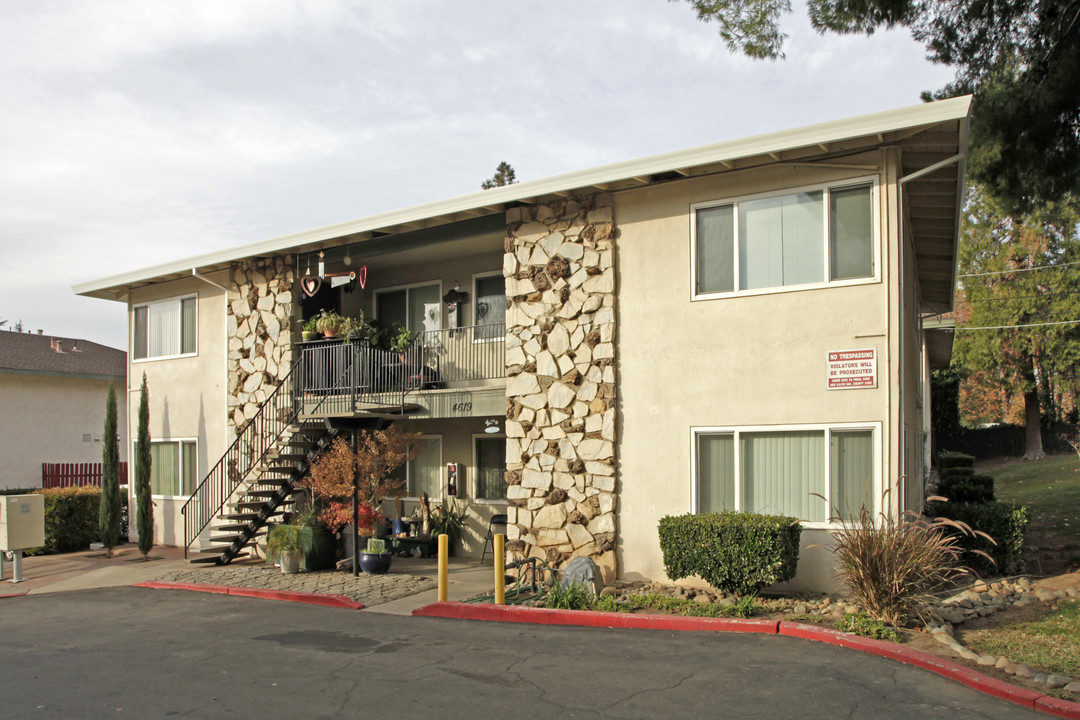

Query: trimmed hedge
937;451;975;470
0;487;37;496
931;501;1029;577
658;511;801;595
936;473;996;504
34;486;101;552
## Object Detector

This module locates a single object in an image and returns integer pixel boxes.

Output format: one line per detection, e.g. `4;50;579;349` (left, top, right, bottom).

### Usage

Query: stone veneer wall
226;256;296;435
503;193;618;584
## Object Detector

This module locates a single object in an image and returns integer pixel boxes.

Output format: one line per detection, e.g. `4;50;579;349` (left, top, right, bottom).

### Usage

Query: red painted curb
1037;695;1080;720
410;605;1079;717
0;592;27;599
225;587;364;610
778;622;1053;713
411;601;780;634
133;581;364;610
134;581;231;595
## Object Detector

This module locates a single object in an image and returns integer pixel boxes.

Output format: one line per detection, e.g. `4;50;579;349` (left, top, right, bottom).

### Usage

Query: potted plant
387;323;417;363
265;522;303;574
358;537;393;574
301;316;321;342
315;310;347;338
429;496;469;556
295;504;337;571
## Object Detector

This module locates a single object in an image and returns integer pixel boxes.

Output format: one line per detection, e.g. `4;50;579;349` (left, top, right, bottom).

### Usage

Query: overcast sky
0;0;954;351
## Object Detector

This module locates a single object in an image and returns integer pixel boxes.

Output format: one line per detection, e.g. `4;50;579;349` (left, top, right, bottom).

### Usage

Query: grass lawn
963;599;1080;677
979;453;1080;545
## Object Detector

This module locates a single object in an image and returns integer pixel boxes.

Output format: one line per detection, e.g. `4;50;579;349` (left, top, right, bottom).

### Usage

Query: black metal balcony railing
296;322;505;413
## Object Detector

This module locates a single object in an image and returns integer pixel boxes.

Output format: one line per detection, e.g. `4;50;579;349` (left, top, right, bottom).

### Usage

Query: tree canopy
674;0;1080;211
481;161;518;190
952;184;1080;457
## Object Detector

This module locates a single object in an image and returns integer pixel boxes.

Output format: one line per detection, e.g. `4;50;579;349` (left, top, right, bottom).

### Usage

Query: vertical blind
741;430;826;521
697;433;734;513
830;430;873;519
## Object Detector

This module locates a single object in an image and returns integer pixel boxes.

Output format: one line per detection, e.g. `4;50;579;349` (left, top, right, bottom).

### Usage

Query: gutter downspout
895;151;966;514
191;268;228;291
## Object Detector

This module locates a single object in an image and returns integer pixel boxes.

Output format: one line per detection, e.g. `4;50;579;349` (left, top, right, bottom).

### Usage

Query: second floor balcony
295;322;506;418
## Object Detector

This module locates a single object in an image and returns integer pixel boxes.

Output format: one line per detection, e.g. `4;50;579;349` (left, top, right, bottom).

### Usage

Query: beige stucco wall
614;154;902;592
125;272;229;547
338;250;504;329
380;416;506;558
0;373;128;489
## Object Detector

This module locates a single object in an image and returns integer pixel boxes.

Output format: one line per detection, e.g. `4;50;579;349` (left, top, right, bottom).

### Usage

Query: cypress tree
98;381;122;557
136;373;154;559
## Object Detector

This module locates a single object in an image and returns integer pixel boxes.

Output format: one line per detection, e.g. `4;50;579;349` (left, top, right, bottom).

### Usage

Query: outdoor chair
480;513;508;565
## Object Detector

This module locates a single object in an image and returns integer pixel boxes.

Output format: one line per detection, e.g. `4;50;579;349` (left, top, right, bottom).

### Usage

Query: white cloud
0;0;956;350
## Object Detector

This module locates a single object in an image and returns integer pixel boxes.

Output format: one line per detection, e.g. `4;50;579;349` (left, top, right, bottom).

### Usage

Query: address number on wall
451;402;473;413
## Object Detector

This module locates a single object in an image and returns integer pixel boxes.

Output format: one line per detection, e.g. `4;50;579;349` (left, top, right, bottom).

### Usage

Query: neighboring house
74;96;970;591
0;331;127;490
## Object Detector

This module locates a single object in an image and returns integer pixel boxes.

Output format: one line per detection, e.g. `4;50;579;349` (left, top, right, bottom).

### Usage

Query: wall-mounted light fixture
484;419;500;434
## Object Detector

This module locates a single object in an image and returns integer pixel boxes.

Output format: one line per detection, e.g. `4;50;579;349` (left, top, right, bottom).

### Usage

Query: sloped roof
0;331;126;381
74;96;971;311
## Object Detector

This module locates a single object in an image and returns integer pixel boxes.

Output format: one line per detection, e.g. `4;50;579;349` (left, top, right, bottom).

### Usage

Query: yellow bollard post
494;534;506;605
438;533;449;602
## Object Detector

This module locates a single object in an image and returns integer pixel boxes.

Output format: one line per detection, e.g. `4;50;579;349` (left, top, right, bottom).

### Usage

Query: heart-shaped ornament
356;265;367;289
301;275;322;297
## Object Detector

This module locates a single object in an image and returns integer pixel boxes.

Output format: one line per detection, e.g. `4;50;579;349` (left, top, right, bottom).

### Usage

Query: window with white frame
694;425;876;524
133;295;197;360
693;180;876;297
375;283;442;335
388;436;443;499
474;435;507;501
473;273;506;341
134;439;198;497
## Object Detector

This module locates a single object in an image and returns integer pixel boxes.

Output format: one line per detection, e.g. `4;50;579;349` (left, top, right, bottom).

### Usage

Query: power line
955;319;1080;331
958;260;1080;279
963;289;1080;303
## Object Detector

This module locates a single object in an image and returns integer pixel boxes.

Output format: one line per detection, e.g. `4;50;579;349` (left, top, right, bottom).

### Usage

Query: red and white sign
827;348;877;390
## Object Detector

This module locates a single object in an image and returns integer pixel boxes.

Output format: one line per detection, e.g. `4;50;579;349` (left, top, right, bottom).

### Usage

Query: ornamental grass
823;488;992;626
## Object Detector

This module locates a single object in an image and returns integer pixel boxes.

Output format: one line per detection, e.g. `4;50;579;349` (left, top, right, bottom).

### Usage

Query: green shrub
544;581;595;610
594;594;621;613
931;501;1028;577
0;488;37;496
937;452;975;470
836;612;903;642
658;512;801;595
936;473;995;504
33;487;101;552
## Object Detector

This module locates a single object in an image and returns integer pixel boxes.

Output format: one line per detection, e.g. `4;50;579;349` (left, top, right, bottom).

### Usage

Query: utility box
0;494;45;551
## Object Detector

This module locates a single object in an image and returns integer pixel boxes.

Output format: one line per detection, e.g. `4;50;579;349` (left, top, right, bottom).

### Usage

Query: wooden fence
41;462;129;489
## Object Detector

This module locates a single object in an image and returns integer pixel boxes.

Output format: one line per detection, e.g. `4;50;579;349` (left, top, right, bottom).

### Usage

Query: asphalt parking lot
0;587;1043;719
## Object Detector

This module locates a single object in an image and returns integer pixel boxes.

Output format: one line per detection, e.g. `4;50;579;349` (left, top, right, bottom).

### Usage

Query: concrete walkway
1;543;498;614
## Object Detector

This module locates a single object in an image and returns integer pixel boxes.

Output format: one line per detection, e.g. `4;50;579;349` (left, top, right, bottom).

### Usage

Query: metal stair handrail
181;358;353;555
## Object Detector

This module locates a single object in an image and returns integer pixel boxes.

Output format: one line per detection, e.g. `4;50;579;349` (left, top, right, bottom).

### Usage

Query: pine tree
953;185;1080;459
98;382;122;557
481;162;517;190
136;373;154;559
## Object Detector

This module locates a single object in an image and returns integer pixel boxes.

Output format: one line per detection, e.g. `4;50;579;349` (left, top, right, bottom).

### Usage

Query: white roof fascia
74;95;972;299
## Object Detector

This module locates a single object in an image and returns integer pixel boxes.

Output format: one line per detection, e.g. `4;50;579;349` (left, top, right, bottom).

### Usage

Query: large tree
135;373;154;559
98;382;122;557
953;185;1080;459
673;0;1080;211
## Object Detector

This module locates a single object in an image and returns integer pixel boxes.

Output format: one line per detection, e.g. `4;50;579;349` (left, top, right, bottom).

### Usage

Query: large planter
279;548;301;575
300;521;337;571
358;551;393;575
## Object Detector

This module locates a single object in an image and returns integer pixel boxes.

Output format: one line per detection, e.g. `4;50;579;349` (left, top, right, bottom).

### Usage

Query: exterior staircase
186;421;338;564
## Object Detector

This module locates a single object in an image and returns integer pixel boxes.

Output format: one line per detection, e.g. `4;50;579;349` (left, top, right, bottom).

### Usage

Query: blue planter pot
358;551;393;574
